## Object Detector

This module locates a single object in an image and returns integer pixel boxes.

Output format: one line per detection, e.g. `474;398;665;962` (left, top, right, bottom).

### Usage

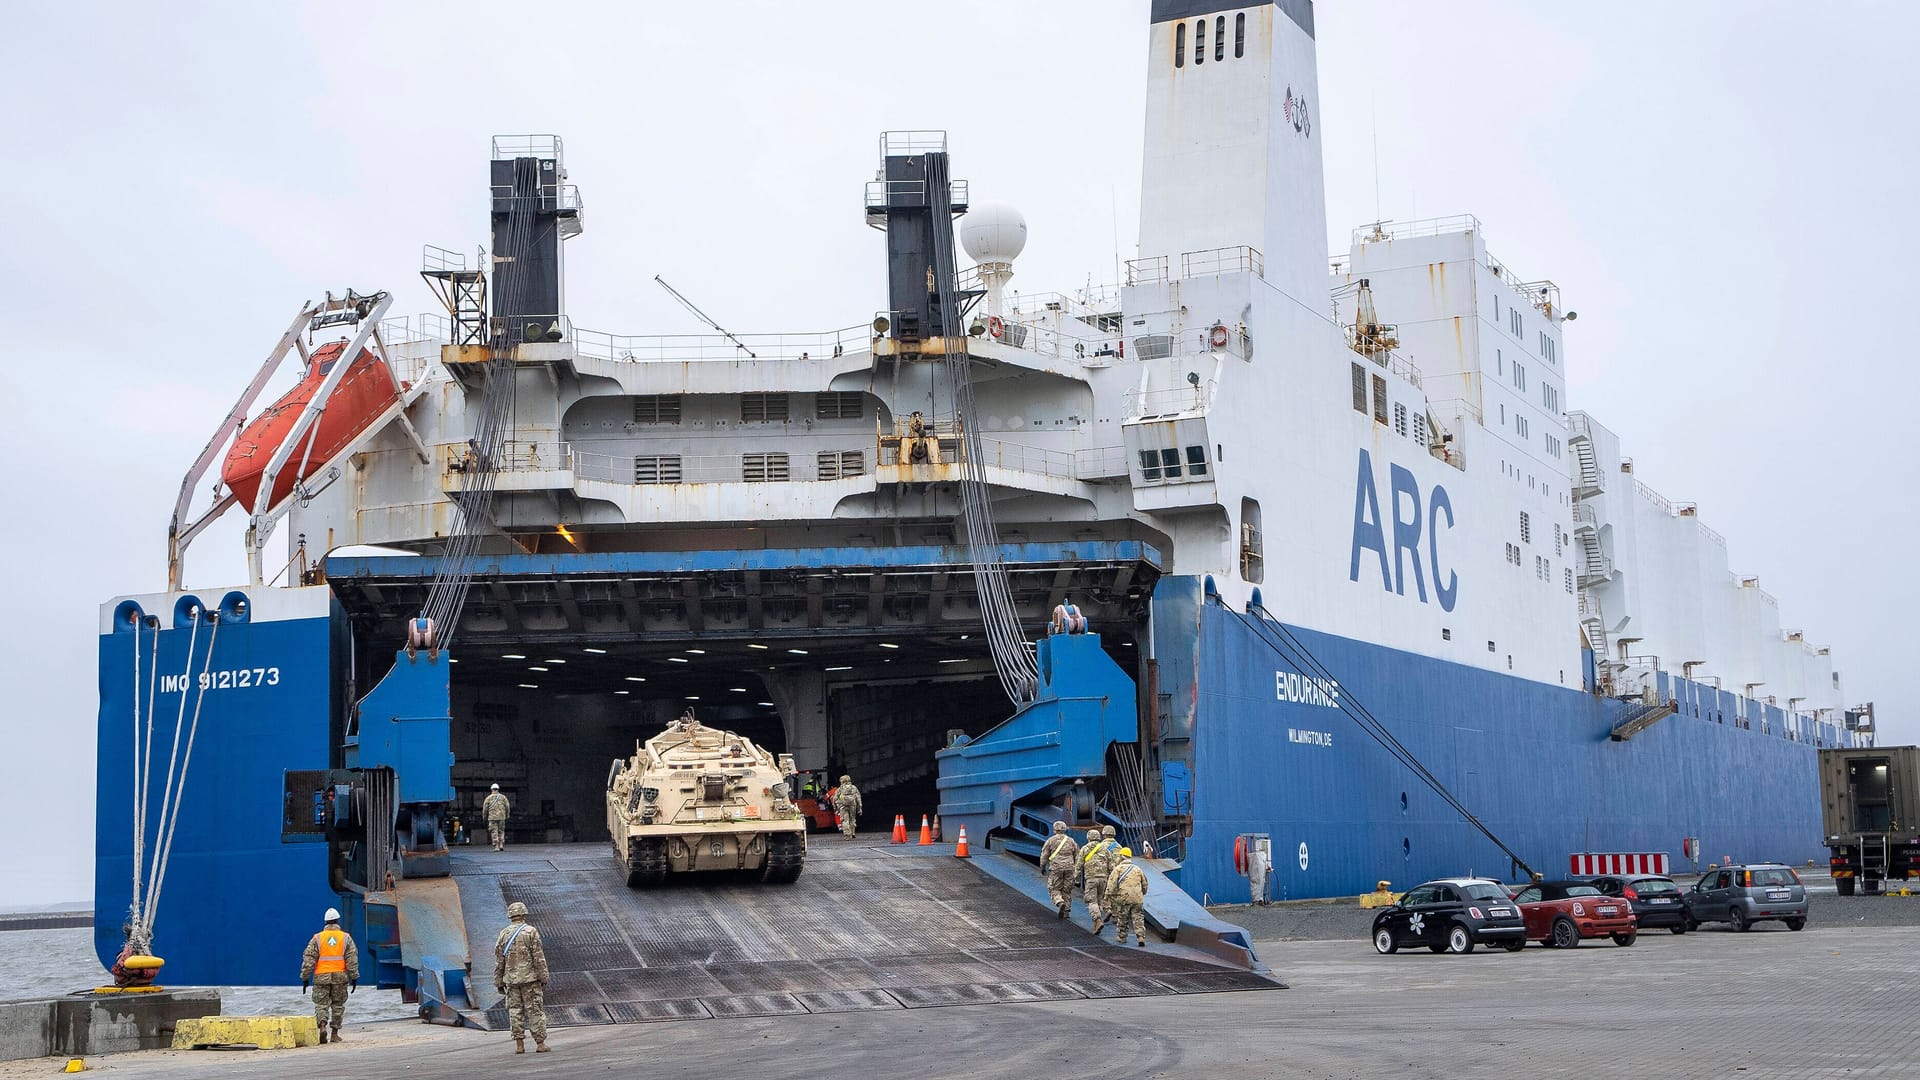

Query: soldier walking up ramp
450;839;1280;1028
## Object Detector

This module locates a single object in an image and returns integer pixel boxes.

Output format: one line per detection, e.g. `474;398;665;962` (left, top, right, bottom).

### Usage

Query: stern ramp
446;839;1278;1028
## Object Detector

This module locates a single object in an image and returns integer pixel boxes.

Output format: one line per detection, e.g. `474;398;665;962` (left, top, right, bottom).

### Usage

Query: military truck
606;711;807;886
1820;745;1920;895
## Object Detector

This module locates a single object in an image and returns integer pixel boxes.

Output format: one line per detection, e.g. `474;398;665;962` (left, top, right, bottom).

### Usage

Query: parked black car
1371;877;1526;955
1583;873;1689;933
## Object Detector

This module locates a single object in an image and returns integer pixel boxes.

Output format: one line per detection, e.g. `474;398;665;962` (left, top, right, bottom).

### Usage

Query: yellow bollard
63;1060;86;1073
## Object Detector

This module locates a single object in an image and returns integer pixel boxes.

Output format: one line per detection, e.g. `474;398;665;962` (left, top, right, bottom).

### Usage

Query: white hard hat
324;907;341;922
491;783;500;790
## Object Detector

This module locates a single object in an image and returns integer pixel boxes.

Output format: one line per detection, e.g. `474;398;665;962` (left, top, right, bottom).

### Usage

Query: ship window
1514;363;1527;392
817;450;864;480
1441;628;1451;641
1133;334;1174;360
742;452;791;482
1565;567;1574;594
633;454;682;484
1412;413;1426;446
632;395;683;423
1161;447;1184;478
1350;363;1367;413
741;393;790;422
1496;348;1503;375
1138;449;1163;481
1517;416;1529;439
1393;402;1408;437
1186;445;1208;476
1371;374;1388;424
1520;511;1531;544
1175;20;1186;67
1194;19;1205;64
1215;15;1226;61
1488;640;1497;653
816;392;864;420
1235;12;1246;57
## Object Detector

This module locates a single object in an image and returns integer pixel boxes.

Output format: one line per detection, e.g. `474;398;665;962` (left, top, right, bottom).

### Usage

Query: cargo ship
95;0;1863;1004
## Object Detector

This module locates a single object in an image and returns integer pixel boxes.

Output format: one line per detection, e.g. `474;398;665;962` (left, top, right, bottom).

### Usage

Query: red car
1511;880;1638;947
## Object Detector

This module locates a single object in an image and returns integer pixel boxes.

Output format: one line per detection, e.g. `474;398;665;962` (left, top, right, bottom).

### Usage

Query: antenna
1370;90;1381;225
653;275;757;358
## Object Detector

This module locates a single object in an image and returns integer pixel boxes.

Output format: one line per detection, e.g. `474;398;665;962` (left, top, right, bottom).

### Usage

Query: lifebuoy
1210;324;1230;349
988;316;1004;339
1233;834;1249;875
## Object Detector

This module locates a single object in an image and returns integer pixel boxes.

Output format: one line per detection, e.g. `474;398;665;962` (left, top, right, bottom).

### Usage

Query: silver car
1684;864;1809;932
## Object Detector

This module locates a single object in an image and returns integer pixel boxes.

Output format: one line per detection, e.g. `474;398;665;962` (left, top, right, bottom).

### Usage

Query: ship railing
1125;255;1170;286
571;324;868;363
1125;382;1215;419
1073;445;1129;481
1567;410;1595;442
1359;344;1423;387
1181;245;1265;279
1352;214;1481;245
1572;503;1598;528
1633;479;1675;515
986;318;1120;367
376;315;448;387
879;129;949;156
492;134;563;160
864;178;970;215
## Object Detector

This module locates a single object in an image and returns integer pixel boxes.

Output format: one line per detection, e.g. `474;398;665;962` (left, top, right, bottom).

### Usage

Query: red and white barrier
1569;851;1670;876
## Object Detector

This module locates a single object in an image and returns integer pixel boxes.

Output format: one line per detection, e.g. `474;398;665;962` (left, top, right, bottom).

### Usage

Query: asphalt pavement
8;886;1918;1079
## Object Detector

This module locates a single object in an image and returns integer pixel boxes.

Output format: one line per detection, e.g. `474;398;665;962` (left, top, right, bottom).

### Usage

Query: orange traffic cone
954;825;970;858
918;814;933;845
891;814;907;844
931;815;942;842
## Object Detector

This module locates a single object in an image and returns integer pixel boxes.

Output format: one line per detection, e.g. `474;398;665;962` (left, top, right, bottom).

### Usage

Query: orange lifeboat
221;341;401;512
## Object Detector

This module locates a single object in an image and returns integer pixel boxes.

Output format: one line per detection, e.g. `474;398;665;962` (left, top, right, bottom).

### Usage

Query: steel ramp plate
451;840;1282;1026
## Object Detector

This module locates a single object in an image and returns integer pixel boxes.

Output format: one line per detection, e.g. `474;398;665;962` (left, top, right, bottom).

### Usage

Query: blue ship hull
1177;599;1834;905
95;589;344;985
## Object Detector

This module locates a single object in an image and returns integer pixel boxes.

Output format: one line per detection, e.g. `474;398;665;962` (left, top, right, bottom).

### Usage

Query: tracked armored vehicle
607;711;807;886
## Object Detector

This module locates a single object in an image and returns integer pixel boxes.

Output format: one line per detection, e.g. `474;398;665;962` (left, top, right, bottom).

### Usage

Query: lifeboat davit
221;341;401;512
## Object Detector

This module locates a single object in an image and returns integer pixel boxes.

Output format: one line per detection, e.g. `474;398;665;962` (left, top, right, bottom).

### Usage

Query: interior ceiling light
685;695;700;701
758;701;775;707
502;653;527;660
614;690;630;695
668;657;689;664
529;666;549;672
625;676;647;683
518;683;538;689
583;647;608;654
729;687;747;692
686;648;706;655
787;648;809;655
878;642;901;649
938;658;966;664
544;658;567;664
747;643;769;650
825;665;852;672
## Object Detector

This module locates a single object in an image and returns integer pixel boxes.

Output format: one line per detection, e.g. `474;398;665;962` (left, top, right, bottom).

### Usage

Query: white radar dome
959;203;1028;265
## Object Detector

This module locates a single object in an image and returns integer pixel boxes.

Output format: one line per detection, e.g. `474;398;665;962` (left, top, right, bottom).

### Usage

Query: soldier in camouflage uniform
1104;847;1150;946
1039;820;1080;918
831;774;862;839
494;901;551;1054
483;783;511;851
1082;825;1120;934
299;907;358;1044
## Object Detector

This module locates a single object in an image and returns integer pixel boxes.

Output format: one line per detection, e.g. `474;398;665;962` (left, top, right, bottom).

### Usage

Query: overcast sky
2;1;1912;908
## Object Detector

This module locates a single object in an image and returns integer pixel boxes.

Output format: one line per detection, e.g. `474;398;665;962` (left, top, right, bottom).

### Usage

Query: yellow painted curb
171;1016;320;1050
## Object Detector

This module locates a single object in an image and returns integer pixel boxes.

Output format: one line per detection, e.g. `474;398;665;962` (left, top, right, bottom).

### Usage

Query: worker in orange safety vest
299;907;360;1044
